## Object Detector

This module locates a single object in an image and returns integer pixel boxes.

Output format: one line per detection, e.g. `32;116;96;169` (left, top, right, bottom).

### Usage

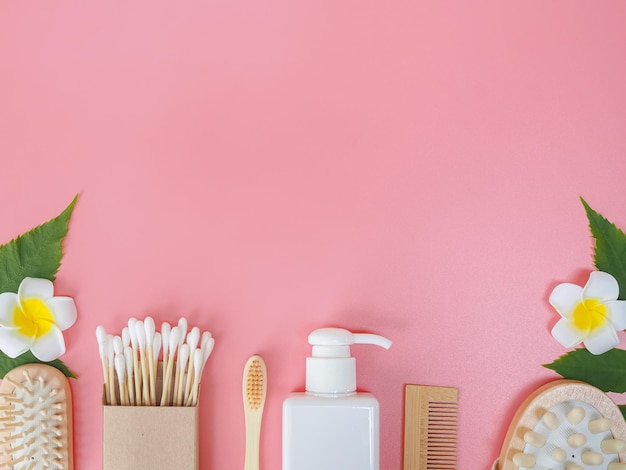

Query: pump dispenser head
305;327;392;396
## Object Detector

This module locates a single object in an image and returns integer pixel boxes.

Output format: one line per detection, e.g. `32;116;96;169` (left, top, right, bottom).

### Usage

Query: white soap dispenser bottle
282;327;392;470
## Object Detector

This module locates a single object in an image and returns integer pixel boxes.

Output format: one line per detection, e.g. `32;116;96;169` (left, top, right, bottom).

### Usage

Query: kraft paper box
102;404;198;470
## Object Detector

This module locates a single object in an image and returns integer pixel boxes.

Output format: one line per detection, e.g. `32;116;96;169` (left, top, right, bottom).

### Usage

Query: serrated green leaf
0;350;77;379
0;195;78;293
544;348;626;392
581;197;626;300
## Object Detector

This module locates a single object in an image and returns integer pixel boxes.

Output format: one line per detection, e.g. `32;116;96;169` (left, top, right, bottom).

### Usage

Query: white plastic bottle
282;327;392;470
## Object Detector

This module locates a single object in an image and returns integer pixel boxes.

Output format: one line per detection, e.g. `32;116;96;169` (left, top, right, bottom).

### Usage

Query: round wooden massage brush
0;364;73;469
494;380;626;470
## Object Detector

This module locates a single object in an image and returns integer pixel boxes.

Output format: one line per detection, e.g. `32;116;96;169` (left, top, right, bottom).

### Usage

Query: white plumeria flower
0;277;77;361
550;271;626;355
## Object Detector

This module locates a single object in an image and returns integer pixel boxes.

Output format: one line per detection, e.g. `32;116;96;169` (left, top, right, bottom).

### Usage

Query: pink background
2;1;626;468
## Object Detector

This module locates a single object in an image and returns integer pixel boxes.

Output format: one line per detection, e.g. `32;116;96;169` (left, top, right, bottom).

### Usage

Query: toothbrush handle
244;412;262;470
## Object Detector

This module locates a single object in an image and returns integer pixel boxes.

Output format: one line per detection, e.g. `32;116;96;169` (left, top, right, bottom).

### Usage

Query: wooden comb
403;384;459;470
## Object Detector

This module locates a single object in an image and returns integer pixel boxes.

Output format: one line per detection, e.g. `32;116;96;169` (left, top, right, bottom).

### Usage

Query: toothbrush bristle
245;357;266;410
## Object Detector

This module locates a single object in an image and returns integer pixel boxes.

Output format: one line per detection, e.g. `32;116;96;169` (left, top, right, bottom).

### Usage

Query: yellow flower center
13;297;55;338
571;298;608;332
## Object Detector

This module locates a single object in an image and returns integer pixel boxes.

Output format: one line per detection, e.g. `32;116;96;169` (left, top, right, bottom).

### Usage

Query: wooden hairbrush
0;364;73;469
495;379;626;470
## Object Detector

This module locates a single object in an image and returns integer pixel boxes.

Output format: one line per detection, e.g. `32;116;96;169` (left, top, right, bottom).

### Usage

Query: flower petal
551;318;585;348
30;326;66;361
583;325;619;355
583;271;619;303
605;300;626;330
0;292;19;327
47;297;77;331
18;277;54;301
0;326;34;358
549;283;583;318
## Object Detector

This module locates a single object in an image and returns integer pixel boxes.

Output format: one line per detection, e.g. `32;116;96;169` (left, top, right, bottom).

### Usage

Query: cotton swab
152;333;162;404
124;346;135;405
114;354;128;406
160;326;180;406
175;344;190;406
184;327;200;403
128;318;142;405
160;323;171;401
144;317;156;405
186;348;204;406
187;335;215;406
134;320;150;406
96;326;110;405
107;336;117;406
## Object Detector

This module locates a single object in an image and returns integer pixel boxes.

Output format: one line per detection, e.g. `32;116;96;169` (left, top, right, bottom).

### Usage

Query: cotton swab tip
169;327;181;353
113;336;123;356
154;333;162;358
178;318;188;345
96;326;107;344
115;355;126;382
161;322;171;354
135;321;146;348
124;347;133;375
202;337;215;362
144;316;156;343
179;344;190;369
187;327;200;350
194;349;203;379
122;327;130;348
200;331;212;350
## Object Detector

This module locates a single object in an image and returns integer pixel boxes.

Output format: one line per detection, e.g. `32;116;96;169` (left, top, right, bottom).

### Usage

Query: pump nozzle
305;327;392;395
308;328;392;350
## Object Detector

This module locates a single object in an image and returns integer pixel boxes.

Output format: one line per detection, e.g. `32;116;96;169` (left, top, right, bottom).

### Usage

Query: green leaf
620;405;626;421
0;195;77;293
544;348;626;392
0;350;77;379
581;197;626;300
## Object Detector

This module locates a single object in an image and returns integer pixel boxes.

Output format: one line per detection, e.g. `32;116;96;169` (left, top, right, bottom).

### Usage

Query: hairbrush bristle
0;364;73;469
245;358;266;410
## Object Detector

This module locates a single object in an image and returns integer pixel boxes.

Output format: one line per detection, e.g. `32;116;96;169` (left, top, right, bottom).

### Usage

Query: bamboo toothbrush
0;364;74;469
243;355;267;470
